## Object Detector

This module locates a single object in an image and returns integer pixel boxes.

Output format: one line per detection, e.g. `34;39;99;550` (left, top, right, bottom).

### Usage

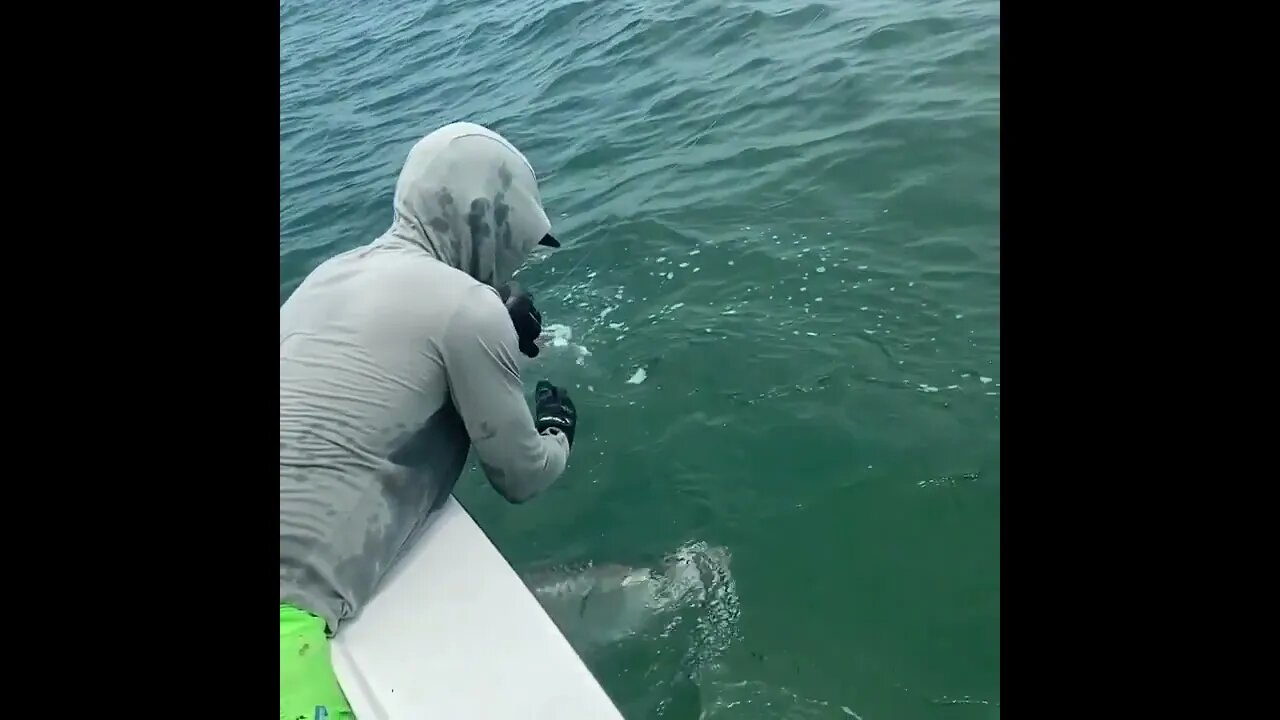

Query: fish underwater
522;541;738;652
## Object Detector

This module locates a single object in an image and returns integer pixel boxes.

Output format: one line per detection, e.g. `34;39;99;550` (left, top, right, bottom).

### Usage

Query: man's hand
499;283;542;358
535;380;577;447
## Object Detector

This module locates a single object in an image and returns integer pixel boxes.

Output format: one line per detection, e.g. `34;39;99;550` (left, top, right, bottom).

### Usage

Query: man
280;122;579;719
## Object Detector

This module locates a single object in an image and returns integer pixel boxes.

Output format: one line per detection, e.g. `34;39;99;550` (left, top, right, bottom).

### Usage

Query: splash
539;323;593;366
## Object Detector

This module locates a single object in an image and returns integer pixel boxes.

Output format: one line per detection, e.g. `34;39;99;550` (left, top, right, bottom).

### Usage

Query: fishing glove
499;282;542;358
535;380;577;447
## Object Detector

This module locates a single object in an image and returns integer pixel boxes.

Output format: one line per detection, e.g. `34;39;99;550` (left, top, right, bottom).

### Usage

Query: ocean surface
281;0;999;717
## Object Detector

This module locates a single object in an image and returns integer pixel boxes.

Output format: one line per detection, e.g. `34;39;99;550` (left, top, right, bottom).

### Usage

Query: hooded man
280;122;579;719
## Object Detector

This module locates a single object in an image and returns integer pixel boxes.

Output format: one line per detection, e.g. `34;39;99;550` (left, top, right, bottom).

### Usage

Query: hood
381;122;555;287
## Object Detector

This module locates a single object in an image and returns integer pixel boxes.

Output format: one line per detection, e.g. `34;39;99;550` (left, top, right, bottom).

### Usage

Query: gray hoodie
280;122;572;634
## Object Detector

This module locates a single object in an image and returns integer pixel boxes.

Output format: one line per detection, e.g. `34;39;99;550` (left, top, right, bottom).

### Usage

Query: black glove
499;283;542;358
535;380;577;447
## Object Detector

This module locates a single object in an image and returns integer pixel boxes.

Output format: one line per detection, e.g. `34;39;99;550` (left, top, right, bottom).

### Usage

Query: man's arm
441;285;572;503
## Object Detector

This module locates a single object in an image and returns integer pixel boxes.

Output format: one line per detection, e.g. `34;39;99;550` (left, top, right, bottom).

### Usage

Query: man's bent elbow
499;484;539;504
493;475;538;504
482;463;554;504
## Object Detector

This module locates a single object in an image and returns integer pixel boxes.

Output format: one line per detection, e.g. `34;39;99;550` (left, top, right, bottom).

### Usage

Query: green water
281;0;999;717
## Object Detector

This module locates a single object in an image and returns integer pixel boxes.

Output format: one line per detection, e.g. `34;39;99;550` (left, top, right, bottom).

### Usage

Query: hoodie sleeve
441;285;571;502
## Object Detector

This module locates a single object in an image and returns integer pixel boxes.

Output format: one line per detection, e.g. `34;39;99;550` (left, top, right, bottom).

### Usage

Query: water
281;0;999;717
